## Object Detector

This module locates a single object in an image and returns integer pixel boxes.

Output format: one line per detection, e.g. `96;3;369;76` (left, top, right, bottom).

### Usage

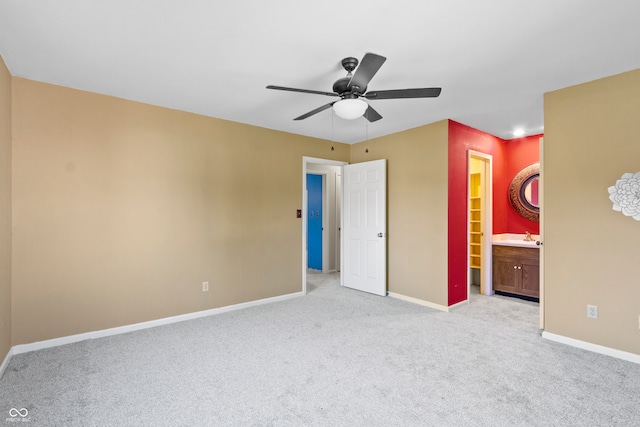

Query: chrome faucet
523;231;534;241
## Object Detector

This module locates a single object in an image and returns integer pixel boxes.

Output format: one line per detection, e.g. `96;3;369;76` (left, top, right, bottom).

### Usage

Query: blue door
307;174;322;270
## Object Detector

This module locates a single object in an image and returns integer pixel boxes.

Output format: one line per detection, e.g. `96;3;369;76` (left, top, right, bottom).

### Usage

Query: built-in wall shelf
469;173;482;269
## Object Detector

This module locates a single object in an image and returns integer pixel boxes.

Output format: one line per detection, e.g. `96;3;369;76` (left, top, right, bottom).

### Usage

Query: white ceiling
1;0;639;144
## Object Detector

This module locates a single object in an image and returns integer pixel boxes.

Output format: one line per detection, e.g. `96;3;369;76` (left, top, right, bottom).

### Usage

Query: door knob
377;233;384;238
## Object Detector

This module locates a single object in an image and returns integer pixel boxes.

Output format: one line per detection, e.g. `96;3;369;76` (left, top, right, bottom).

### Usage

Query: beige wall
0;56;11;357
9;63;640;359
350;121;449;306
11;78;349;345
544;69;640;355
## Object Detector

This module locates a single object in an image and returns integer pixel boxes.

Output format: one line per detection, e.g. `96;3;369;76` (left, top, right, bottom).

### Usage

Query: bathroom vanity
492;236;540;299
492;162;541;300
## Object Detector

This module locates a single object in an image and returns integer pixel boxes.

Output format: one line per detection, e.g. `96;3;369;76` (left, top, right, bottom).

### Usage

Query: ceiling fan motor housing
333;77;365;96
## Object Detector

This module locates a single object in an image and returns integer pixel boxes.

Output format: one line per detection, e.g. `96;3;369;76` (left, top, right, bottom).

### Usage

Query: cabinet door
492;255;520;294
519;258;540;298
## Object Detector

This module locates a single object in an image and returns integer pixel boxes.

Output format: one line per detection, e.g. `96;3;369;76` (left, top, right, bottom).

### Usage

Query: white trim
467;150;493;297
542;331;640;365
12;291;303;355
0;347;13;379
388;292;451;312
321;172;329;273
538;137;545;330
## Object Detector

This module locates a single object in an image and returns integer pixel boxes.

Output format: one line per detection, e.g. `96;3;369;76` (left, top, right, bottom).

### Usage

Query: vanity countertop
492;233;540;248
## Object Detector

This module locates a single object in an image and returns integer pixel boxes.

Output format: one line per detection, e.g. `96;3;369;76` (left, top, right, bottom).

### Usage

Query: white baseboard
0;347;13;379
12;291;304;355
388;292;451;312
542;331;640;365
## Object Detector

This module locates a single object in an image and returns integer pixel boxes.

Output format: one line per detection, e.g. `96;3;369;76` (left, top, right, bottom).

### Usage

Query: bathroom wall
503;135;541;234
448;123;541;305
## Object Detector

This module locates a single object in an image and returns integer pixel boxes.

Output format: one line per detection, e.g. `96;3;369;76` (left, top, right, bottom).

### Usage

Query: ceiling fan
266;52;441;122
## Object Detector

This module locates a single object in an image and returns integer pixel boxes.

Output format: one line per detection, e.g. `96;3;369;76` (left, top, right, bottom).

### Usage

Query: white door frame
302;156;348;295
467;150;493;298
539;137;545;330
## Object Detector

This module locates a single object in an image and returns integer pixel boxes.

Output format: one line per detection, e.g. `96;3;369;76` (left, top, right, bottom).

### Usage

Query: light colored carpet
2;272;639;426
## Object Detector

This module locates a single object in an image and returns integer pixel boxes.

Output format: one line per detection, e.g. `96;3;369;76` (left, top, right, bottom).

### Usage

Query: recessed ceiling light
513;128;525;137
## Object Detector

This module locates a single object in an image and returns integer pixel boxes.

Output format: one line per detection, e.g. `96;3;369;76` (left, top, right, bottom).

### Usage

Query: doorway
302;157;347;295
467;151;493;298
302;157;389;297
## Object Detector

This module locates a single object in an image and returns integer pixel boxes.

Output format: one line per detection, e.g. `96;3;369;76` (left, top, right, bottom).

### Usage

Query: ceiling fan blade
293;102;336;121
267;85;338;97
347;53;386;93
363;105;382;122
364;87;442;100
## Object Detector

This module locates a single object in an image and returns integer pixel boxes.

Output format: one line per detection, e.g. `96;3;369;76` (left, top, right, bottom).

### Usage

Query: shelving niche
469;172;482;270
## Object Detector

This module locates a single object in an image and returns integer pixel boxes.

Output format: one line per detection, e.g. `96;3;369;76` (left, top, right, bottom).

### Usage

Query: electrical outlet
587;305;598;319
202;281;209;292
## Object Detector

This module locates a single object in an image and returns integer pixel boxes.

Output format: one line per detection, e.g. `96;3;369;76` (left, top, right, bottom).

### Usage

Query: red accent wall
448;121;506;305
503;135;541;234
448;121;541;306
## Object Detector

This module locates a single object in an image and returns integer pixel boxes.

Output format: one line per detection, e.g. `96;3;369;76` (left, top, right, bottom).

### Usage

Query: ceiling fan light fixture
333;98;367;120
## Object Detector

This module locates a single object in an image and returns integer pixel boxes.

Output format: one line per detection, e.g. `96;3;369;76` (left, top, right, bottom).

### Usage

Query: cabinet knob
514;266;518;269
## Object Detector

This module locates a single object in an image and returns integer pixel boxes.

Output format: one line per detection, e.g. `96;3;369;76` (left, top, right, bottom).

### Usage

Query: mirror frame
509;162;539;222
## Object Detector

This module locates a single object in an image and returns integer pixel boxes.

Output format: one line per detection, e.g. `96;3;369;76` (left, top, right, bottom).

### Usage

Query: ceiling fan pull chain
365;120;369;154
331;110;335;151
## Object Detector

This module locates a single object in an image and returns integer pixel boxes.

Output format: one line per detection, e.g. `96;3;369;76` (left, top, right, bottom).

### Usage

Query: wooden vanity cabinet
492;245;539;298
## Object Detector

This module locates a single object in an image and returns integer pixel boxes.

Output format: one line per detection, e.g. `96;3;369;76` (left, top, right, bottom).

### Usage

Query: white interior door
342;159;387;296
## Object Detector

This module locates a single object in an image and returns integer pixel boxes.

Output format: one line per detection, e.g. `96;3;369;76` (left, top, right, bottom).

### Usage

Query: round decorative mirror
509;163;539;222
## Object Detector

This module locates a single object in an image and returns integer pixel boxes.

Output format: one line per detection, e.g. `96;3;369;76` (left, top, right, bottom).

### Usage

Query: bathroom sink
492;234;540;248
